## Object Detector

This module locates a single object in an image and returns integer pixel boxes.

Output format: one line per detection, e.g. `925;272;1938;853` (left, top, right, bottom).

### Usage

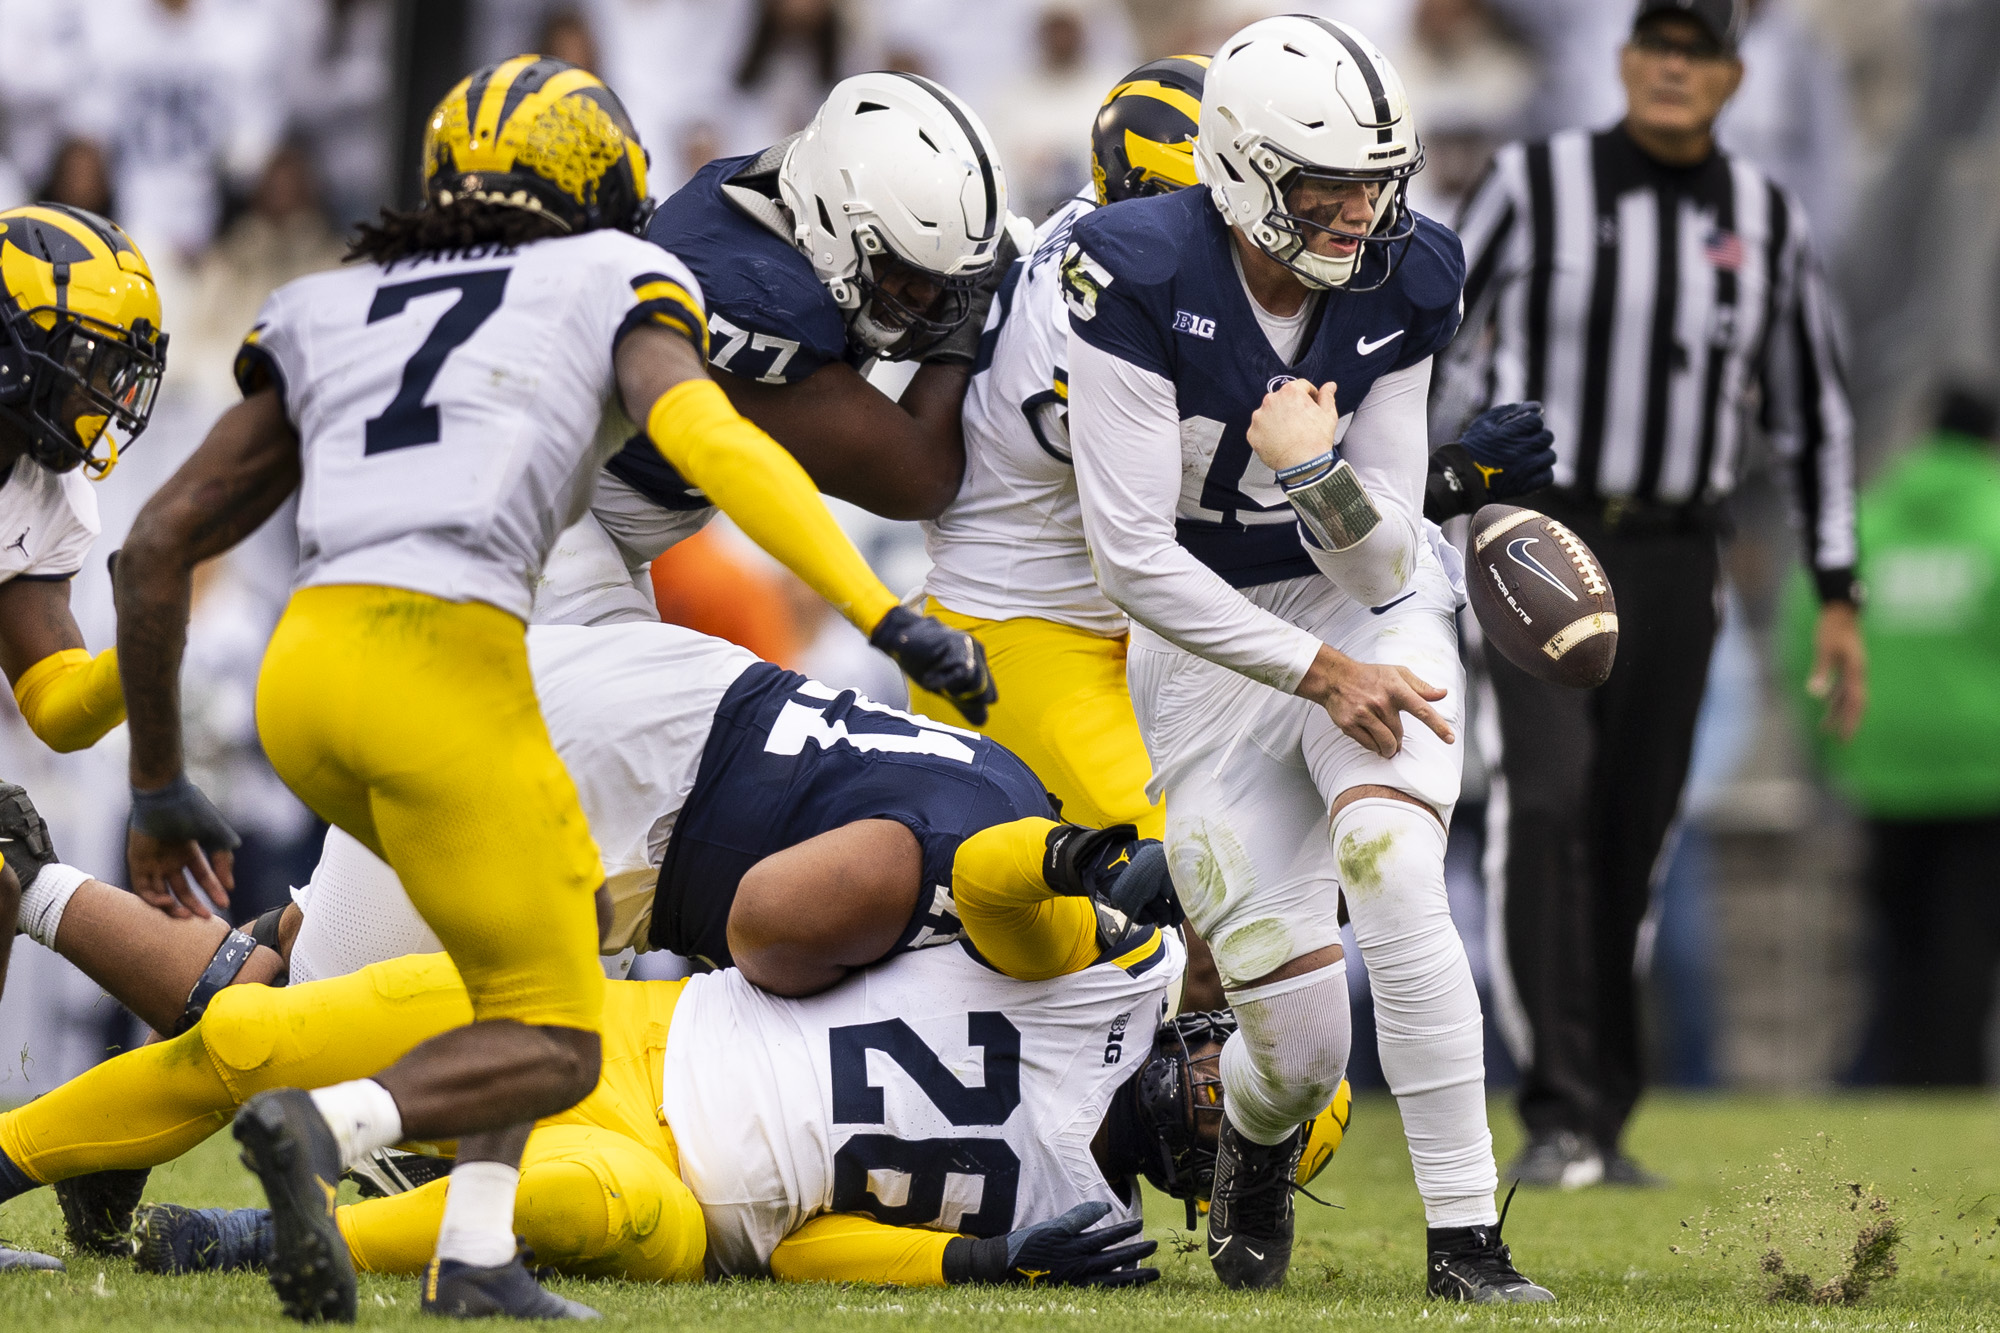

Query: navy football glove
1042;824;1183;928
870;606;997;725
1460;400;1556;498
944;1201;1159;1287
129;774;242;855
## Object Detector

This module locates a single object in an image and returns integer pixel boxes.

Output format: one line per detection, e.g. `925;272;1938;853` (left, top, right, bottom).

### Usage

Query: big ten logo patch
1173;309;1216;339
1104;1010;1132;1065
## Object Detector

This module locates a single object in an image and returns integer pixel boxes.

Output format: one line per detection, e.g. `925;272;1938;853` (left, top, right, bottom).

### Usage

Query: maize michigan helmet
0;203;166;478
1090;54;1209;206
425;55;649;234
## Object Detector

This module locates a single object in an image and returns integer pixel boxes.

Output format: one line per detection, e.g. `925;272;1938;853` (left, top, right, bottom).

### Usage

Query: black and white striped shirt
1443;125;1858;600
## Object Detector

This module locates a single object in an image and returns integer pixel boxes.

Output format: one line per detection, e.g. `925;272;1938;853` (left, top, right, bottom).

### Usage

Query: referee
1442;0;1866;1187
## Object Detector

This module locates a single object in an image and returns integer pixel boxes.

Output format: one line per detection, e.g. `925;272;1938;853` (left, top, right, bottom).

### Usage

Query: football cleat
0;1242;62;1272
1206;1119;1304;1290
421;1255;600;1320
1427;1187;1555;1304
133;1203;273;1274
233;1088;356;1324
54;1166;150;1256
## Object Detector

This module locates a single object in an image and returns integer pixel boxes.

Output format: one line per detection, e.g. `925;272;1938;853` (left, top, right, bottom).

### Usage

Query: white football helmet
778;71;1008;357
1196;15;1424;291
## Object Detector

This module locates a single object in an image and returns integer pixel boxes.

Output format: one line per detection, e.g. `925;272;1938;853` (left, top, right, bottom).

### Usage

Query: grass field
2;1092;1997;1330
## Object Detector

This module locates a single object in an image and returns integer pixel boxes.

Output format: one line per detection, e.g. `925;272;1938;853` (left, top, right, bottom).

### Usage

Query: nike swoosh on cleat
1356;330;1405;355
1370;590;1418;614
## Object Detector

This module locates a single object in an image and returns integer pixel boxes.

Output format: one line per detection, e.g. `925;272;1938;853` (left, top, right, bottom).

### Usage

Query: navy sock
0;1147;38;1205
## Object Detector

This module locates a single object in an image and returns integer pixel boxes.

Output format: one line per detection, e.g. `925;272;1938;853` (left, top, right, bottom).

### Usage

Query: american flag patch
1704;229;1745;272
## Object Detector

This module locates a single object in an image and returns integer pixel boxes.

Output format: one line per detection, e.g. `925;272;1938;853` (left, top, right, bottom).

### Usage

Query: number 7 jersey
660;927;1184;1276
235;231;706;619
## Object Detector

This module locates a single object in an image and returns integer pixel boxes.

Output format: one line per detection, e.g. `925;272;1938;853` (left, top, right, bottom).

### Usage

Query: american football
1467;504;1618;688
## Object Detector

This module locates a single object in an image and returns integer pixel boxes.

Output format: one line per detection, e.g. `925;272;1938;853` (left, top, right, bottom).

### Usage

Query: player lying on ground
112;57;996;1322
0;823;1346;1289
7;622;1178;1244
1065;16;1549;1300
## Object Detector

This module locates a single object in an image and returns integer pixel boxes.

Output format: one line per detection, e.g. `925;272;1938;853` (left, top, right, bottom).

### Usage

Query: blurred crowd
0;0;1995;1094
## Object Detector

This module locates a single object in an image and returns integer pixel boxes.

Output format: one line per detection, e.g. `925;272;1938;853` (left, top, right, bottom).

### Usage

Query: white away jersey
924;197;1125;636
0;456;98;583
238;230;706;619
660;925;1183;1276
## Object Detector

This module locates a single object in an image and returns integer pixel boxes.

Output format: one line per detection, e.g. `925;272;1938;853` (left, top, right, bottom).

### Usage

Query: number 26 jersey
660;928;1183;1276
235;230;706;620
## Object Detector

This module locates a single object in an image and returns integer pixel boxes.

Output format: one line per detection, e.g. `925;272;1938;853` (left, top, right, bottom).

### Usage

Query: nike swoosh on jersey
1356;330;1405;355
1370;590;1418;614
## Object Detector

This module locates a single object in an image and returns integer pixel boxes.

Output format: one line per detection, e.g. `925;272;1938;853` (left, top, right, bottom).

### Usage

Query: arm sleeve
643;379;902;633
1760;193;1859;601
769;1214;953;1286
1067;336;1323;692
950;818;1101;982
1301;360;1433;606
13;646;124;752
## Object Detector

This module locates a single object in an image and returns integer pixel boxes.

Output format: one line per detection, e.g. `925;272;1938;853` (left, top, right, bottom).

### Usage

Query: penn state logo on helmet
0;204;166;478
425;55;649;234
1091;55;1209;206
1196;15;1425;292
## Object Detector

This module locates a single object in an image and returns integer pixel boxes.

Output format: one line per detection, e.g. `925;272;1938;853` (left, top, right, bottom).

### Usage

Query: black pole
391;0;471;209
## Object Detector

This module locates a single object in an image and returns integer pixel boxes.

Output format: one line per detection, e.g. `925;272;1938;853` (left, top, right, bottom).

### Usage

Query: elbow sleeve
770;1214;954;1286
951;818;1102;981
13;647;125;753
645;378;901;634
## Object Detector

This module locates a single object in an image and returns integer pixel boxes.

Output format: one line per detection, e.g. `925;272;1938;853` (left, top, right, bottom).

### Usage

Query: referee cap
1633;0;1744;52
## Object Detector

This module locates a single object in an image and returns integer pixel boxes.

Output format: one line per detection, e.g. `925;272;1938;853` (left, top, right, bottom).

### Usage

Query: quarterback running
910;54;1557;846
1065;17;1549;1300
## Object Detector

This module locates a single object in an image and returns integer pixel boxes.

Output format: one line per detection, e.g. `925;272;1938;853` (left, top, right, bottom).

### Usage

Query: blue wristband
1275;450;1339;490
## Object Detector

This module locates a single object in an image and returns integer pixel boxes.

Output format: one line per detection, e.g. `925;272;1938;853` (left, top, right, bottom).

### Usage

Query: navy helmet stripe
497;57;563;132
887;71;998;240
1292;14;1395;143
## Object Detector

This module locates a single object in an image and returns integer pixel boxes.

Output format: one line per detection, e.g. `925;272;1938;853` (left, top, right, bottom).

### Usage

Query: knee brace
1218;961;1351;1145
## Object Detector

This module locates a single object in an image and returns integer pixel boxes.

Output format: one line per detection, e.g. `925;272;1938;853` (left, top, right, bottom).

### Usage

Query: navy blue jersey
606;152;854;510
651;662;1059;967
1064;188;1465;587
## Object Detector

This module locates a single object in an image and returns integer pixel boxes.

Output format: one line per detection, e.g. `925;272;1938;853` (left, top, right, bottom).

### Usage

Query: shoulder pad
1069;190;1200;290
647;158;846;381
1396;212;1468;314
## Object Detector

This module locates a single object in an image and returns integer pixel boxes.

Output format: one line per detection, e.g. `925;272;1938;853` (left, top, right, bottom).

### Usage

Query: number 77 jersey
659;927;1184;1276
234;230;707;619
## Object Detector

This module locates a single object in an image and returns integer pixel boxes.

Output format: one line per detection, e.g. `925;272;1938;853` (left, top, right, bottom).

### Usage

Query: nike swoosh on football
1370;590;1418;614
1356;330;1405;355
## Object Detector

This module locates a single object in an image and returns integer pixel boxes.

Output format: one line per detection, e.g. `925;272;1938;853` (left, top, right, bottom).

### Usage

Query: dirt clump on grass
1756;1193;1903;1305
1671;1136;1907;1306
